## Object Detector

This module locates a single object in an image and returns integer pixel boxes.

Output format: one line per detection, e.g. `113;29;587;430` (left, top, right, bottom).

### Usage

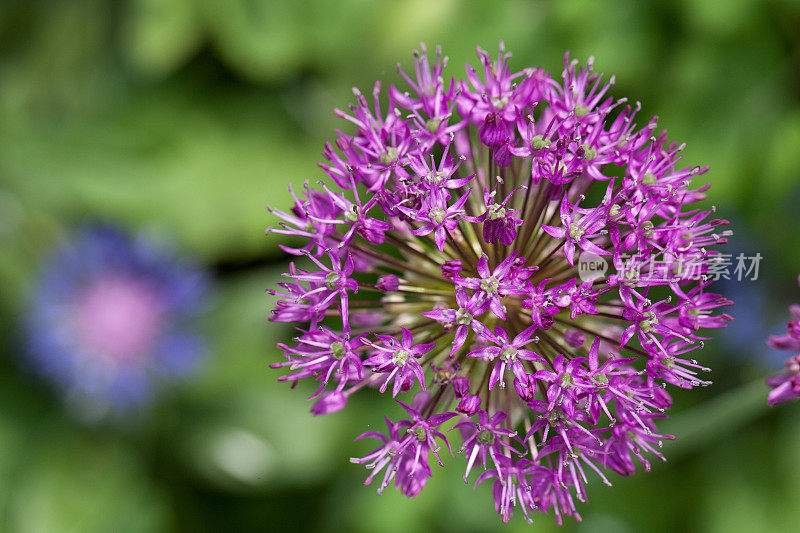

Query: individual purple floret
363;328;435;397
266;44;733;525
350;395;455;497
24;224;208;416
765;275;800;406
454;409;521;481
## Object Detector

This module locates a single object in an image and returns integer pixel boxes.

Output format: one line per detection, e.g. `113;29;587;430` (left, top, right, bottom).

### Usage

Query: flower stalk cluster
267;44;732;524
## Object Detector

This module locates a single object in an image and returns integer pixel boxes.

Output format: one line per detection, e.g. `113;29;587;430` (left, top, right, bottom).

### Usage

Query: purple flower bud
452;376;471;397
350;311;385;328
493;142;513;167
376;274;399;292
457;394;482;416
768;374;800;406
564;329;586;348
441;260;462;279
513;375;535;402
411;390;431;411
479;113;507;147
311;390;347;416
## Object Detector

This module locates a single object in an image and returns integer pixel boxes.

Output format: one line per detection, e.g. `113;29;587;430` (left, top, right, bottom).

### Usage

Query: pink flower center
75;277;162;362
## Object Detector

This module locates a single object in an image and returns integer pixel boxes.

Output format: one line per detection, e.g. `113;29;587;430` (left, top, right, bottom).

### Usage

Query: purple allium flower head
24;224;208;416
266;44;733;524
765;275;800;406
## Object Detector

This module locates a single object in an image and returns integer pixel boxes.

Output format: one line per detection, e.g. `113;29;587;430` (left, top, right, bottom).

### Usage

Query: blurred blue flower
24;224;209;416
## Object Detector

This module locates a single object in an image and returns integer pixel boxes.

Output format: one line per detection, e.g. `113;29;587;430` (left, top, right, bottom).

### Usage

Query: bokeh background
1;0;800;531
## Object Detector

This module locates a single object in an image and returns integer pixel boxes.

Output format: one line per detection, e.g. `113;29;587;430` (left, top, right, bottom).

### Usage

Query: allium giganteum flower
25;224;208;415
267;45;733;524
765;276;800;406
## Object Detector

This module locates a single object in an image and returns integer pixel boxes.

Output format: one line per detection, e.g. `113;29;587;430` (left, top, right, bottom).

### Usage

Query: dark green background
1;1;799;531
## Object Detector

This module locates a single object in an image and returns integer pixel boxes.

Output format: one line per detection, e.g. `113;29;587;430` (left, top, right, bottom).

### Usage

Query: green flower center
569;222;585;240
547;407;567;424
499;346;518;362
427;170;445;184
491;94;509;109
410;425;427;441
455;308;473;325
325;272;341;290
430;207;447;224
641;172;656;185
641;220;655;238
344;205;360;222
531;134;551;150
392;349;411;367
574;103;591;117
476;429;495;444
480;276;500;294
639;311;657;332
330;341;345;360
426;117;442;133
486;204;506;220
380;147;399;165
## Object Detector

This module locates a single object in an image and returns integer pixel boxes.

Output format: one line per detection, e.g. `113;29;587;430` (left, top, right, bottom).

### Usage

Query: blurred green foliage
1;0;800;531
